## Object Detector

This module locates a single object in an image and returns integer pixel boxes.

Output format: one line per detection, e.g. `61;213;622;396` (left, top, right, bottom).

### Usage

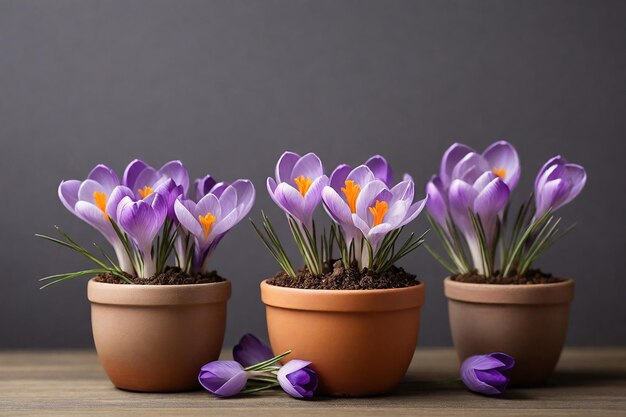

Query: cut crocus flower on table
199;334;318;399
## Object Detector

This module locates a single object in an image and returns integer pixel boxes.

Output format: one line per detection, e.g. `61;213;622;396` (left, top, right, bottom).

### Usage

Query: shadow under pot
444;277;574;386
87;278;231;392
260;280;425;397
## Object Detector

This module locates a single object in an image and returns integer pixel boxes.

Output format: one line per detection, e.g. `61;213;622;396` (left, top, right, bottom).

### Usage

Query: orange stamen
198;212;216;239
341;180;360;213
294;176;313;197
492;167;506;179
369;200;389;227
138;186;153;199
93;191;109;220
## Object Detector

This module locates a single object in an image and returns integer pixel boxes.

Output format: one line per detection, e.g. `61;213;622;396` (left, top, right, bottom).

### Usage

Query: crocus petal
232;334;274;367
195;175;218;200
217;184;238;215
561;163;587;205
74;201;116;242
346;165;376;188
231;179;256;217
275;151;301;184
133;167;161;196
277;360;317;399
123;159;149;191
290;152;324;182
425;176;447;226
174;199;203;238
198;361;248;397
106;186;135;222
355;180;387;222
483;140;521;190
398;196;428;228
58;180;81;213
322;186;353;224
451;152;490;184
365;155;393;186
274;182;306;222
118;199;162;252
159;160;190;195
534;156;562;191
329;164;352;192
474;177;510;220
196;193;222;220
388;179;414;206
448;179;479;235
302;175;328;215
536;178;567;217
440;143;475;186
87;164;120;193
209;181;230;198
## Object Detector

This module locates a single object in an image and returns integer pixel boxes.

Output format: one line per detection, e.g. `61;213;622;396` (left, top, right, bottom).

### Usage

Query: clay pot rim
260;279;425;312
444;276;574;305
87;278;231;306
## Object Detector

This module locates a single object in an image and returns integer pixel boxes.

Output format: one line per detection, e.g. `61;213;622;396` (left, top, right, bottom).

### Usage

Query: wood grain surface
1;348;625;416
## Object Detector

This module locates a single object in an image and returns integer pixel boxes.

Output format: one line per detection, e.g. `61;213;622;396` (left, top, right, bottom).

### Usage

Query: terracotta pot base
444;277;574;386
261;280;425;397
88;278;231;392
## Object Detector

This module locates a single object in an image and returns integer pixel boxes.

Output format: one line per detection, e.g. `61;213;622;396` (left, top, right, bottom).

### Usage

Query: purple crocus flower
323;164;379;247
448;172;510;273
123;159;190;200
175;179;255;272
460;353;515;395
266;152;329;230
117;192;168;278
349;178;428;254
440;141;521;190
277;360;318;399
198;361;249;398
426;141;519;234
534;156;587;220
57;165;135;273
233;334;274;368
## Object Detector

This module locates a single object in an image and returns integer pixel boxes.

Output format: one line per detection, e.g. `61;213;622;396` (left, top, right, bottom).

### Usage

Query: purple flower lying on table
199;334;318;399
277;359;318;399
460;352;515;395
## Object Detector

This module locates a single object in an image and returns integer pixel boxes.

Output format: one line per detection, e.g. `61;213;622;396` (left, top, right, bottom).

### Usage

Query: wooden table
1;348;625;416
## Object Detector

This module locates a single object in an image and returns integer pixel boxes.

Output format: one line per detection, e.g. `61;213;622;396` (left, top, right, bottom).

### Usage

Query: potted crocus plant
254;152;428;396
425;141;586;385
39;160;255;392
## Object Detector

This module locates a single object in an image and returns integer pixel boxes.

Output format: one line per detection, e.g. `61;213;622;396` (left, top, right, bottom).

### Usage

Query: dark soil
452;269;563;285
95;266;225;285
267;260;419;290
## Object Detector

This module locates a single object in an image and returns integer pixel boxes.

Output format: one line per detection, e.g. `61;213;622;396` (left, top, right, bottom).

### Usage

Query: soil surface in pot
452;269;562;285
94;266;225;285
267;260;419;290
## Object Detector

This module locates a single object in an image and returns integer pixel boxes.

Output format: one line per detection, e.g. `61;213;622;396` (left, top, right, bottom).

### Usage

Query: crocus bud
198;361;248;397
460;352;515;395
233;333;274;368
534;156;587;219
277;360;318;399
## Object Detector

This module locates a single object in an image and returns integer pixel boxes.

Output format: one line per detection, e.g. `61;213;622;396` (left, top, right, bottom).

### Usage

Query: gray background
1;0;625;349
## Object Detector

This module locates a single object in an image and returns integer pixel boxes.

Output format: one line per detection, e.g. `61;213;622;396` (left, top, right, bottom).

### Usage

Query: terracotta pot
444;277;574;386
260;280;425;397
87;278;231;392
